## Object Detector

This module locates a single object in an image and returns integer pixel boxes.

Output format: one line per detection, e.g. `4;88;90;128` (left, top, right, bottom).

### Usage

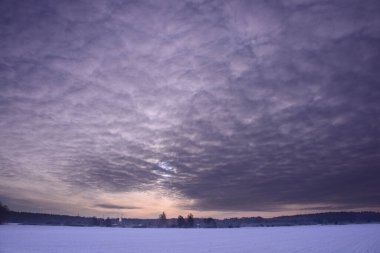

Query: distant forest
1;202;380;228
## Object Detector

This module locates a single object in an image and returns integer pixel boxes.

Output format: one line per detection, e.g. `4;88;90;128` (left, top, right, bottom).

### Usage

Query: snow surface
1;224;380;253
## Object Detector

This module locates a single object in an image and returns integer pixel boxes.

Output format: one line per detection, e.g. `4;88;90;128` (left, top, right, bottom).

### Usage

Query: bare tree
159;212;167;227
177;215;186;228
187;213;194;227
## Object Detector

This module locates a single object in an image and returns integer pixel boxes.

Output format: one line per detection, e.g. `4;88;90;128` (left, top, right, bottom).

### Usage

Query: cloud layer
1;0;380;216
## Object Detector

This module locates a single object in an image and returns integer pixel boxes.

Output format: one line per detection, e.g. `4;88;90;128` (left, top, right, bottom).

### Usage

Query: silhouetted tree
0;202;9;224
159;212;167;227
177;215;186;228
104;217;112;227
204;217;217;228
187;213;194;227
90;216;100;226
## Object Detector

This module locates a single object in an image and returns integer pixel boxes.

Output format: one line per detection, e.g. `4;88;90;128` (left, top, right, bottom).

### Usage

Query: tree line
2;201;380;228
159;212;196;228
159;212;217;228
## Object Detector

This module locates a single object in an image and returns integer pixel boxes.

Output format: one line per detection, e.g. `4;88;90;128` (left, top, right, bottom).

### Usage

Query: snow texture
1;224;380;252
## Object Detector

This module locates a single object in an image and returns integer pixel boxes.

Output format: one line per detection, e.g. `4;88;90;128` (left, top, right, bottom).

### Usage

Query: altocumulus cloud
0;0;380;214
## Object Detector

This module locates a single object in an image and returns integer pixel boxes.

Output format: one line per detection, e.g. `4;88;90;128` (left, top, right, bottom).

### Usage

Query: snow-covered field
1;224;380;253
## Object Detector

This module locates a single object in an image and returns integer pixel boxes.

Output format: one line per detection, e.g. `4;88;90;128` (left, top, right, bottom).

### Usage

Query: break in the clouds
1;0;380;217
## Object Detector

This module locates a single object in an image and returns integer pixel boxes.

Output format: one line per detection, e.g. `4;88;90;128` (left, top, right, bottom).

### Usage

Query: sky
0;0;380;219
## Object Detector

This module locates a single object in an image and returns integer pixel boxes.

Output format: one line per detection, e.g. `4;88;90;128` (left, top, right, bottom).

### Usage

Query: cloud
0;0;380;215
94;204;140;210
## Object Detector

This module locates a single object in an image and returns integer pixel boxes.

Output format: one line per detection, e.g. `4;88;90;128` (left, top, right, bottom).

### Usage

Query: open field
1;224;380;253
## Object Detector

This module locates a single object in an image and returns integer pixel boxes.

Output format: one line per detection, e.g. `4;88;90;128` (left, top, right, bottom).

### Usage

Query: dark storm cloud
0;0;380;213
